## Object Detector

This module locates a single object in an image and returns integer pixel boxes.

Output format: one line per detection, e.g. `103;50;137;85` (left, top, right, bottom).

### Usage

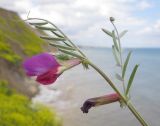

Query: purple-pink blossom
23;53;60;76
23;53;81;85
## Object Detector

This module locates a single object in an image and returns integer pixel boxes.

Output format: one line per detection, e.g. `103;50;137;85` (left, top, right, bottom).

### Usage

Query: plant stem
111;22;126;93
127;102;149;126
88;61;149;126
88;61;122;97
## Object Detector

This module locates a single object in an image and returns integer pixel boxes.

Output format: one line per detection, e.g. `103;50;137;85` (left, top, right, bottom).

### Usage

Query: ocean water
33;48;160;126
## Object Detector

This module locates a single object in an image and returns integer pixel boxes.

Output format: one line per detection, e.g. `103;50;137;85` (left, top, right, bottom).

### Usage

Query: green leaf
112;30;119;51
122;51;132;79
40;36;66;41
49;43;75;50
50;31;72;46
112;45;120;66
58;49;83;59
63;41;72;47
125;64;139;96
35;26;56;31
119;99;126;108
55;54;72;60
51;31;64;38
102;28;112;37
82;60;89;69
29;22;48;26
115;73;123;81
118;30;128;38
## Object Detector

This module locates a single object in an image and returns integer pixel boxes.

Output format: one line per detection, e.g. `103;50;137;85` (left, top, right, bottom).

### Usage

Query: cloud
137;27;152;34
138;0;153;10
137;19;160;35
154;20;160;30
0;0;159;47
0;0;32;14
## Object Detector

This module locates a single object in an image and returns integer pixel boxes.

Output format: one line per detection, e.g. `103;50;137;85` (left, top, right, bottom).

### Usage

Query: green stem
88;61;149;126
88;61;122;97
127;102;149;126
111;21;126;93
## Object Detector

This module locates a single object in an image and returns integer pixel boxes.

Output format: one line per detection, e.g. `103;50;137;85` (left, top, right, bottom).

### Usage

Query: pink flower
81;93;120;113
23;53;81;85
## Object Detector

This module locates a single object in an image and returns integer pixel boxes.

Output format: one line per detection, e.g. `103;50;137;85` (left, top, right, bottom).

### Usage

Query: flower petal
36;67;60;85
23;53;60;76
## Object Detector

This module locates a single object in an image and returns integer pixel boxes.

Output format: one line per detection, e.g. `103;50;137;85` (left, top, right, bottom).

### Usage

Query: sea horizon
78;45;160;50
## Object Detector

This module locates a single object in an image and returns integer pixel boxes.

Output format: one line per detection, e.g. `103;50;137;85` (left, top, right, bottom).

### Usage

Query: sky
0;0;160;48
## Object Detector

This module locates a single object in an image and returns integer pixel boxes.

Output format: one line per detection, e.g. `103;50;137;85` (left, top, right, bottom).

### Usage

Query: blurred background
0;0;160;126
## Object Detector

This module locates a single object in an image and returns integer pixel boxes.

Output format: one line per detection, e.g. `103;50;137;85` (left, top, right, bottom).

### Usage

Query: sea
32;48;160;126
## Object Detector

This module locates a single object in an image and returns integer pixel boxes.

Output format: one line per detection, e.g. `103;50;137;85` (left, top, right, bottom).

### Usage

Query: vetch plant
23;17;149;126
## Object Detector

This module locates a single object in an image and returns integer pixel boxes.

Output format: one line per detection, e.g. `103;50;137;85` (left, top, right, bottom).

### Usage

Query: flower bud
110;17;115;22
81;93;120;113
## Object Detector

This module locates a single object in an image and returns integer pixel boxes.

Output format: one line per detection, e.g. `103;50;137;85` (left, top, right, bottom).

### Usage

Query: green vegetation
0;80;62;126
0;8;45;64
0;32;21;64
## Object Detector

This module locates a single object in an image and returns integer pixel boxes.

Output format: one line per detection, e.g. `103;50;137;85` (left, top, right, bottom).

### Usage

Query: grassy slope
0;8;45;64
0;80;62;126
0;8;48;96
